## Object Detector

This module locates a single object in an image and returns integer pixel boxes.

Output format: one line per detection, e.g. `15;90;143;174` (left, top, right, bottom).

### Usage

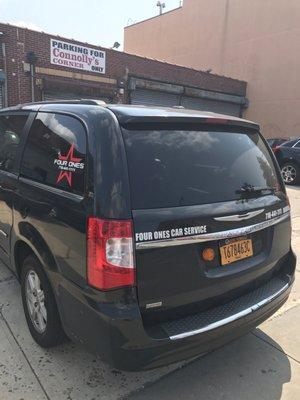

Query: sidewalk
0;187;299;400
0;275;183;400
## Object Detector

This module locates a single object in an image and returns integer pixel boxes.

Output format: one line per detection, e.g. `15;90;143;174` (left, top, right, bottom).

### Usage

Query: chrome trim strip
19;177;84;202
135;212;290;250
214;209;265;222
169;282;289;340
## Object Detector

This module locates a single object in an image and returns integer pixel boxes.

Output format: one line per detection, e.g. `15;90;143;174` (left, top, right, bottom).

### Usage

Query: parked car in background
266;138;288;152
273;138;300;185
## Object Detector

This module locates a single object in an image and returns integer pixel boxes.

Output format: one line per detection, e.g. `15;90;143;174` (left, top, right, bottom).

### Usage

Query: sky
0;0;182;49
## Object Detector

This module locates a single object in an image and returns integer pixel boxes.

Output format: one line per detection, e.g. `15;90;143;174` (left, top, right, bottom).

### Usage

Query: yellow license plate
220;238;253;265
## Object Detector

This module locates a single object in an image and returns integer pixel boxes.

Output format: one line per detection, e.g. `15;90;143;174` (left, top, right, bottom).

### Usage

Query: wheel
21;255;67;347
281;162;299;185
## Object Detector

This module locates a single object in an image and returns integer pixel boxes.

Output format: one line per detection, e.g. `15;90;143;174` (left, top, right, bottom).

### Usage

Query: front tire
21;255;67;348
281;162;299;185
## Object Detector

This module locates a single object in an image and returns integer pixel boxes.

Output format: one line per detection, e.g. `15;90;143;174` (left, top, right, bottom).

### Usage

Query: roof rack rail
21;99;107;107
0;99;108;113
41;99;106;106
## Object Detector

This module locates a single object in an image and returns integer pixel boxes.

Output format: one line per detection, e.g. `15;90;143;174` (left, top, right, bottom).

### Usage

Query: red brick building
0;22;247;116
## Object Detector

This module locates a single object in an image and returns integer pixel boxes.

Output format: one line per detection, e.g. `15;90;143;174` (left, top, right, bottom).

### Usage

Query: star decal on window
56;144;82;187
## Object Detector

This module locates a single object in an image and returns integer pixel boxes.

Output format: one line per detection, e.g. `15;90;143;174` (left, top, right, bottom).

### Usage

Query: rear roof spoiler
107;106;260;131
113;115;260;131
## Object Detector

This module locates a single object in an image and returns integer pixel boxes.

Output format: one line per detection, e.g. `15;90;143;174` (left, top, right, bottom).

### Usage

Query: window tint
0;114;28;173
123;128;279;209
21;113;86;194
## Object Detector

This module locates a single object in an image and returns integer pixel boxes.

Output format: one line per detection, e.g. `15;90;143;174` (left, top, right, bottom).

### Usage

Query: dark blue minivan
0;101;296;370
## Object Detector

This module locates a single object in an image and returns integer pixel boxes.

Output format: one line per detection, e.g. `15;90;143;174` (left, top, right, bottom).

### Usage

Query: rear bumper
57;251;296;371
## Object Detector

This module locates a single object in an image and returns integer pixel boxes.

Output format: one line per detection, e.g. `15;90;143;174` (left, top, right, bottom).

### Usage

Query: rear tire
21;255;67;348
281;162;299;185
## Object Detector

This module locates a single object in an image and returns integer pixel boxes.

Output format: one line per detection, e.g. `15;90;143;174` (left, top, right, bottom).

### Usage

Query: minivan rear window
122;128;279;210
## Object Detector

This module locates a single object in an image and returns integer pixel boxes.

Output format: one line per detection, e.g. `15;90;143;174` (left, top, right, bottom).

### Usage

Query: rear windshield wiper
236;185;277;196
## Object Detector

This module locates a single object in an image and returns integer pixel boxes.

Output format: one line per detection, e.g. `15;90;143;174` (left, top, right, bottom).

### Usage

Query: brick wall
0;22;247;107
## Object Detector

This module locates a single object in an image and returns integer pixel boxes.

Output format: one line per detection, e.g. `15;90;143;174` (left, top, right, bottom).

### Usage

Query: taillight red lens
87;218;135;290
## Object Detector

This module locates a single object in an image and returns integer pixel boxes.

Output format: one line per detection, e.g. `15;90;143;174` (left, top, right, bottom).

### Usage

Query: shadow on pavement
0;278;181;400
126;331;292;400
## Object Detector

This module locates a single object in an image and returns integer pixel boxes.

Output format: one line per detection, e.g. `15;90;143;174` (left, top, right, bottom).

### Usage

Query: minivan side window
0;114;29;173
21;113;86;194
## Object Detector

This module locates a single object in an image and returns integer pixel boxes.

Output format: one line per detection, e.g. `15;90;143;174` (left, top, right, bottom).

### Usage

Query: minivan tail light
87;218;135;290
